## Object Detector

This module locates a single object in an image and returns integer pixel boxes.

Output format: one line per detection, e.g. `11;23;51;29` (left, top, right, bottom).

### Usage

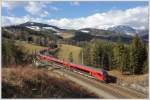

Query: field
60;32;75;39
58;44;83;64
16;41;83;64
16;41;47;54
2;66;97;98
109;70;148;85
109;70;148;94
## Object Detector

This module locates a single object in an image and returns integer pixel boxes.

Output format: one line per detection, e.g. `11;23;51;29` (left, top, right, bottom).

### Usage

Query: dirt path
48;67;147;99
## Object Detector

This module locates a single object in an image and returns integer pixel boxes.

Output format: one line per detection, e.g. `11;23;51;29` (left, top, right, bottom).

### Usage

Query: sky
2;1;149;30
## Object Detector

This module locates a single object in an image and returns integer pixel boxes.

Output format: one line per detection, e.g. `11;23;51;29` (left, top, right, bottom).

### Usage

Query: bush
2;39;31;67
2;67;98;98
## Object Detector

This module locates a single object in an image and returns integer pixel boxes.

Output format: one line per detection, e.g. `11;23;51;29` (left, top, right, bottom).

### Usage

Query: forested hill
2;25;63;47
2;22;148;44
71;31;133;43
83;37;148;75
2;22;148;76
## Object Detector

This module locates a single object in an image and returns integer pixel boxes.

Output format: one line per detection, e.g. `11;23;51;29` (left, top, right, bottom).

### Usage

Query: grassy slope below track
2;66;98;98
16;41;47;54
58;44;83;65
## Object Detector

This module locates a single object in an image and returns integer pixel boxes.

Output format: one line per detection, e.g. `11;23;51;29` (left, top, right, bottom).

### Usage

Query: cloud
2;15;30;26
2;6;148;30
2;1;20;10
50;6;59;11
2;2;13;10
70;1;80;6
47;6;148;30
2;1;28;10
2;1;50;17
25;2;49;17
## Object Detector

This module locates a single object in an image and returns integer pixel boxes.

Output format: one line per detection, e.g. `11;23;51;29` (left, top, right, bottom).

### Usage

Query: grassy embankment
16;41;83;65
16;41;47;54
2;66;98;98
2;41;97;98
57;44;83;64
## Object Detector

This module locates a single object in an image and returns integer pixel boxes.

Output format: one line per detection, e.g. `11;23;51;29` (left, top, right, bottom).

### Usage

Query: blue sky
2;1;148;29
2;1;148;19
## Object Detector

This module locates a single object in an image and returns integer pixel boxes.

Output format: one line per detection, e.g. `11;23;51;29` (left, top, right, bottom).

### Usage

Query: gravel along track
48;67;147;99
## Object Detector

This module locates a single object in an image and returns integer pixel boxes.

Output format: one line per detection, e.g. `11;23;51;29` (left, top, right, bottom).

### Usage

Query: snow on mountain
108;25;137;36
80;30;90;33
20;22;60;32
42;27;59;32
26;26;41;31
136;29;149;36
18;22;148;40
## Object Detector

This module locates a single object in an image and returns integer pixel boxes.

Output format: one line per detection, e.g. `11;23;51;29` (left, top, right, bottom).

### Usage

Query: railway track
45;63;147;99
34;50;147;99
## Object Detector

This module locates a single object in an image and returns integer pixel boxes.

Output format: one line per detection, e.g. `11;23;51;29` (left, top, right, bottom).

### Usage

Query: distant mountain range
19;22;62;32
108;25;137;36
2;22;148;43
108;25;148;36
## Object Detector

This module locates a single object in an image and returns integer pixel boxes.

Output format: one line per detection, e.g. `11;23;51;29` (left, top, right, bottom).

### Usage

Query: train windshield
102;70;108;77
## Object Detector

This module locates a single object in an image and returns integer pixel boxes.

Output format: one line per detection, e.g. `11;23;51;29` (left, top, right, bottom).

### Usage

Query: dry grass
16;41;47;54
2;66;98;98
58;44;82;64
60;32;75;39
109;70;148;85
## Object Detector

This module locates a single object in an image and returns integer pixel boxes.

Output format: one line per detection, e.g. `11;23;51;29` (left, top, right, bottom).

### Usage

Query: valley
1;1;149;99
2;22;148;44
2;21;148;98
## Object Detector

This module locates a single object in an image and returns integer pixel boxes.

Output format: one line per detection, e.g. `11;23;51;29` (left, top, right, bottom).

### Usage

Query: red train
37;48;109;83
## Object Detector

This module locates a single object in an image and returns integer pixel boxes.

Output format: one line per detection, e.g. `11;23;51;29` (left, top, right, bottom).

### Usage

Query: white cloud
70;1;80;6
41;11;49;17
2;6;148;30
2;1;20;10
2;1;28;10
25;2;49;17
47;6;148;30
2;2;12;10
50;6;59;11
2;15;30;26
2;1;58;18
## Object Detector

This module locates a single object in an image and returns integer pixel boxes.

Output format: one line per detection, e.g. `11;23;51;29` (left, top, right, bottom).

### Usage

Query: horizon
2;1;148;30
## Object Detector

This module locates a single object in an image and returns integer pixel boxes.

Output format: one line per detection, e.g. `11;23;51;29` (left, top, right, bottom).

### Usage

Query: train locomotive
37;48;110;83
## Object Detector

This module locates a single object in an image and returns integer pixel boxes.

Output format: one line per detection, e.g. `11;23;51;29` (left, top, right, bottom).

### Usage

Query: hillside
109;70;148;94
71;31;133;43
2;22;148;43
79;28;115;36
58;44;83;64
2;25;62;42
16;41;47;54
2;66;98;98
59;32;75;39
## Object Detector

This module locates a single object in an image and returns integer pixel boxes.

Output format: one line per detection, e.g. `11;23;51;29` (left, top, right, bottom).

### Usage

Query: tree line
83;36;148;75
2;39;32;67
2;27;61;47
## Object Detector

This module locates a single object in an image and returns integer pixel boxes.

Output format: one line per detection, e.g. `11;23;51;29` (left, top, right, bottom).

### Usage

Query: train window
74;67;89;74
102;70;108;77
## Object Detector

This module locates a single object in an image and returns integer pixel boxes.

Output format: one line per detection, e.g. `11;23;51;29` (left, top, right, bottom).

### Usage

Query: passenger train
37;48;110;83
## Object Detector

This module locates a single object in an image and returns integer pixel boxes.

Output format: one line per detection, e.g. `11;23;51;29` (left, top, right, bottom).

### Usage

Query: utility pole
82;50;84;65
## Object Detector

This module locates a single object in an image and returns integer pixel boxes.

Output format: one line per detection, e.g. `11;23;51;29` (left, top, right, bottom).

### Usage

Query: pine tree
130;36;147;74
2;39;29;67
121;46;130;74
2;39;15;67
112;43;130;73
91;42;100;67
83;43;93;66
83;39;114;70
69;52;73;63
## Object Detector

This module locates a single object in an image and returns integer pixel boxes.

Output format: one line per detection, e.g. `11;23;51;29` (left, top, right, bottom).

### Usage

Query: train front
102;70;110;83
